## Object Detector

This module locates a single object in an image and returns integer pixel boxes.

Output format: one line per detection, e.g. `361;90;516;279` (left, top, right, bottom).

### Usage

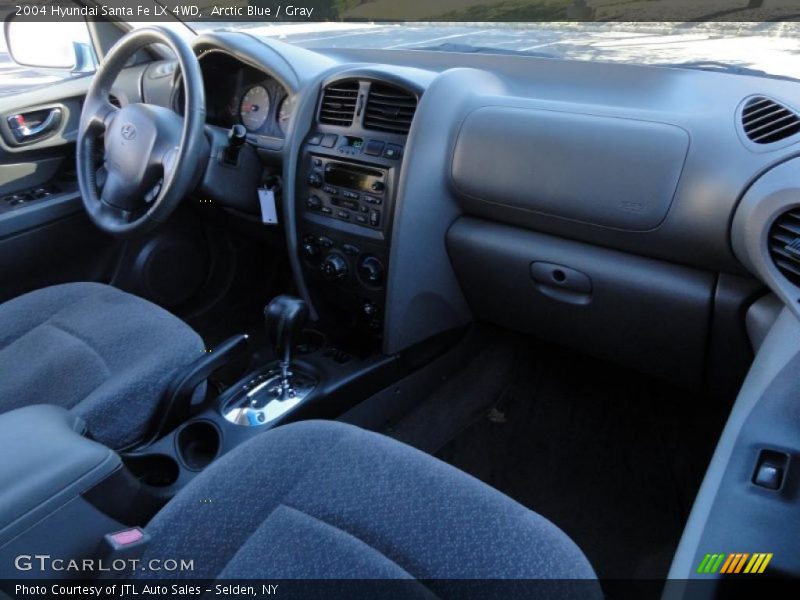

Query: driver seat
0;282;206;449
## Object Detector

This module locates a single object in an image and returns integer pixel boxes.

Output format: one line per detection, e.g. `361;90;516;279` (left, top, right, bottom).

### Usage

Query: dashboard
166;31;800;367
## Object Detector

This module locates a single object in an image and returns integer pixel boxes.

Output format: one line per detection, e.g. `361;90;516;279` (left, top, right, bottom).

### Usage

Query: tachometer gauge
277;96;294;135
240;86;270;131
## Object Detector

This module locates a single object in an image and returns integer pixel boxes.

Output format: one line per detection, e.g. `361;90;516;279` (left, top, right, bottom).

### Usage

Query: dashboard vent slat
741;96;800;145
364;83;418;135
768;207;800;287
319;81;359;127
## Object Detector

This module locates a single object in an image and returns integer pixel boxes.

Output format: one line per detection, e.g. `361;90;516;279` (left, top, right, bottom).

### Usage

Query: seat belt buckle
96;527;151;578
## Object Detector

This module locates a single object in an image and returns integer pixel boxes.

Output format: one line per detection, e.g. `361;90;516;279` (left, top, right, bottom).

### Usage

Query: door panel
0;69;145;302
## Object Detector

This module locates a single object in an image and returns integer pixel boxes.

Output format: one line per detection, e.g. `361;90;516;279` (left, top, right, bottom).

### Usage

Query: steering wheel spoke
98;196;133;224
82;98;119;136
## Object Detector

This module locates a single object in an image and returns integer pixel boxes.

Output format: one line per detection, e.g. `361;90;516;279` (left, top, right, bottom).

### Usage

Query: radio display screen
324;164;383;194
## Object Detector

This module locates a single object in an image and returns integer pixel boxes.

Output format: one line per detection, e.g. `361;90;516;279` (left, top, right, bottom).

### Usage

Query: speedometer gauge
240;86;270;132
277;96;294;135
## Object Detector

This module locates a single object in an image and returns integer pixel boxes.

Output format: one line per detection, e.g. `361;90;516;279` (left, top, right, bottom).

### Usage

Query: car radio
324;162;385;195
304;157;388;231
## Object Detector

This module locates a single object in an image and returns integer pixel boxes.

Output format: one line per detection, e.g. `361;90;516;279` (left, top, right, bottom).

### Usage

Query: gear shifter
265;295;309;395
220;295;317;427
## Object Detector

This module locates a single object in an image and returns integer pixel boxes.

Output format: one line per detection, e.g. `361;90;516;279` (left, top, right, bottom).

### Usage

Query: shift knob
265;295;309;368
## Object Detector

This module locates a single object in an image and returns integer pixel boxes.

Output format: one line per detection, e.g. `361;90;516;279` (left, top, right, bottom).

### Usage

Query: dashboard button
301;242;320;262
370;181;385;193
307;172;323;188
307;133;323;146
337;210;350;220
321;134;338;148
323;185;338;195
318;236;334;248
365;140;385;156
362;301;379;317
343;244;360;256
384;144;403;160
321;206;332;215
306;196;322;210
342;190;360;200
355;215;368;225
369;209;381;227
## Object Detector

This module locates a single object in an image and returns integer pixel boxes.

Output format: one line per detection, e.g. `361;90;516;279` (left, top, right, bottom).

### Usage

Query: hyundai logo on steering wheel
120;123;137;140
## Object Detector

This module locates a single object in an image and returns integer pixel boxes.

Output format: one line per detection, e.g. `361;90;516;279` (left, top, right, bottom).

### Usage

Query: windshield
193;21;800;81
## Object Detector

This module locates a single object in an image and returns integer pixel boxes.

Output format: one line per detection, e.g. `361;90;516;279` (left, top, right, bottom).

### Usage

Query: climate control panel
300;231;388;334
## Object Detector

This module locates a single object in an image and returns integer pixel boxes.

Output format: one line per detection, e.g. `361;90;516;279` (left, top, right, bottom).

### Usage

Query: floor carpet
388;332;729;582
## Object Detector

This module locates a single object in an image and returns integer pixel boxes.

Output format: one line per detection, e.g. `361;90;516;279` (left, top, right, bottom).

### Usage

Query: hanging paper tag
258;187;278;224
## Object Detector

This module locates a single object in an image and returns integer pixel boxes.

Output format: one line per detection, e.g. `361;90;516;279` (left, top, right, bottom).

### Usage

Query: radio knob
358;255;385;287
320;253;348;282
307;172;323;188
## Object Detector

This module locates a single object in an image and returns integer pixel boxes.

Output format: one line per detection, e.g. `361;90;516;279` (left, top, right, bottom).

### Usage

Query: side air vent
319;81;359;127
741;96;800;145
364;83;417;135
768;207;800;287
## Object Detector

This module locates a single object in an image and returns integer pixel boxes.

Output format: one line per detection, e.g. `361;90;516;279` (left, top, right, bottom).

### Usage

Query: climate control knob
320;252;348;282
358;255;385;287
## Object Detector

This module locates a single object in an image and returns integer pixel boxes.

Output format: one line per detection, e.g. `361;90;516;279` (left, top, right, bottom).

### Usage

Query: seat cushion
0;283;205;449
140;420;599;584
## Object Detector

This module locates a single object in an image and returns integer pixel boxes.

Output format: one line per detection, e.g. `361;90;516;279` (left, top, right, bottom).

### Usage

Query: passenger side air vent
768;207;800;287
364;83;417;135
741;96;800;145
319;81;359;127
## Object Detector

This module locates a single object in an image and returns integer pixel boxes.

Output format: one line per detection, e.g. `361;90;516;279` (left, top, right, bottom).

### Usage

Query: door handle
6;107;62;143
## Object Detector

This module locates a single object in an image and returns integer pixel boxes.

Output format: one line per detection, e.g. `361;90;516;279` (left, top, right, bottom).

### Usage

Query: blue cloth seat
141;420;599;585
0;282;205;449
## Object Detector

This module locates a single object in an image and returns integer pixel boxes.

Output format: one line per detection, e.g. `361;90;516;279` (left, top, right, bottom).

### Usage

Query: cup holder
123;454;180;488
177;421;221;471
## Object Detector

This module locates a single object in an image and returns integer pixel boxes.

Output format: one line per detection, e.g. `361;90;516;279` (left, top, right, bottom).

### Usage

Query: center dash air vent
364;83;417;135
319;81;359;127
741;96;800;145
768;207;800;287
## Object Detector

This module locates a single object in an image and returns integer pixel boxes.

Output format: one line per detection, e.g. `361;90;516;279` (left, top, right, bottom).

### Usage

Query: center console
296;78;418;340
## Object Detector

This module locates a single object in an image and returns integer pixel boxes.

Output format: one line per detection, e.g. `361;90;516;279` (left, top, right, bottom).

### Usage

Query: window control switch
752;449;789;491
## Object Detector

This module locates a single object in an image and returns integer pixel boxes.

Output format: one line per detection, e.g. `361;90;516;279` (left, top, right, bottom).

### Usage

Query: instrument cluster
191;54;294;138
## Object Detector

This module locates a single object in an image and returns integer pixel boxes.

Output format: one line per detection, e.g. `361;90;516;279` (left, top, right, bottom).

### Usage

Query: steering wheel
77;27;206;238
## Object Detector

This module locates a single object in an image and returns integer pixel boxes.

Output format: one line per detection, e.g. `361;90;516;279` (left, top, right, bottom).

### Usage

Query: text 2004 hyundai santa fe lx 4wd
1;1;800;598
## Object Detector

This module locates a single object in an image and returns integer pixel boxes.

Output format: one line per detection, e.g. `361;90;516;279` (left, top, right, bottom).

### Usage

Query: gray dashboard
143;33;800;358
